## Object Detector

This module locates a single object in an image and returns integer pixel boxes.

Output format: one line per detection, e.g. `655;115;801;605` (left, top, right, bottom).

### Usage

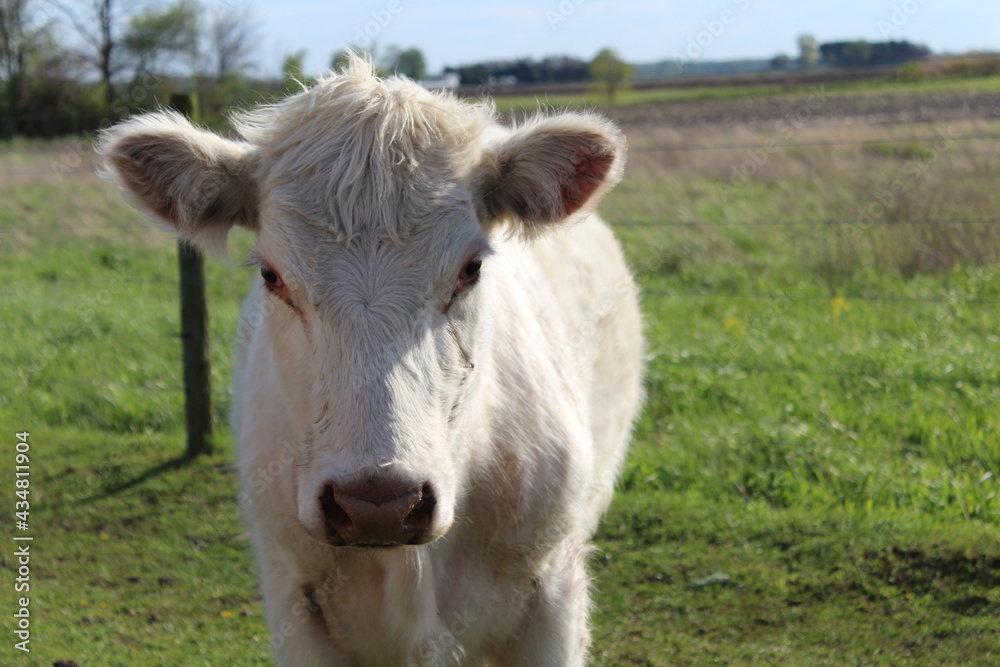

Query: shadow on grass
42;452;207;510
97;453;199;496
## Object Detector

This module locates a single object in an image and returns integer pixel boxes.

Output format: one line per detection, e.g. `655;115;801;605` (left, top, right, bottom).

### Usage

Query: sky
244;0;1000;77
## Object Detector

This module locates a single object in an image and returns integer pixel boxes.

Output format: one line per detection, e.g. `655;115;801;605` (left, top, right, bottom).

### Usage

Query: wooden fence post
171;93;213;457
178;241;213;457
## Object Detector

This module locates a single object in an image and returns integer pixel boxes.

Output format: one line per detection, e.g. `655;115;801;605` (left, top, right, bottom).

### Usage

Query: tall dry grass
3;115;999;277
614;117;1000;280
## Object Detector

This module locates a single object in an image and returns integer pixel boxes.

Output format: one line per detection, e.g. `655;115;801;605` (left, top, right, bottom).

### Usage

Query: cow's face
249;162;491;547
98;58;623;548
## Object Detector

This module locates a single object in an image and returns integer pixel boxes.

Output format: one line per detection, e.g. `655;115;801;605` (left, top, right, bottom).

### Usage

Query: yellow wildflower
723;316;744;338
830;297;850;323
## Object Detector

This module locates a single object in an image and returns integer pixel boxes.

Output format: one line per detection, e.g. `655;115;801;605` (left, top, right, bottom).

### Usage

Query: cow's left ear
476;113;625;233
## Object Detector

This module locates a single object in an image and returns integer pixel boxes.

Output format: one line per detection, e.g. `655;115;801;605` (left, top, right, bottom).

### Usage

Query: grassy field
2;92;1000;665
483;73;1000;114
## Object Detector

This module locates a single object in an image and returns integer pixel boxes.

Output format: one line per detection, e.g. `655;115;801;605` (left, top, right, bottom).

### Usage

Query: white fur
99;55;643;666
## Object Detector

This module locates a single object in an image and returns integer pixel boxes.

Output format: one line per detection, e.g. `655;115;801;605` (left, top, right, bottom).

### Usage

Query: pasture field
2;86;1000;665
484;72;1000;114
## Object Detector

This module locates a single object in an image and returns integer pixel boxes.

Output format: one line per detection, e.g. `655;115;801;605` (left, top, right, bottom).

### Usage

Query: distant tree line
443;56;591;87
0;0;261;138
1;0;615;140
767;37;929;72
819;40;930;68
330;45;426;81
1;2;937;142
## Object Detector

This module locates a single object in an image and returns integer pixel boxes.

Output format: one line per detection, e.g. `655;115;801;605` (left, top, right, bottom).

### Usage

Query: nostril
317;479;437;547
319;484;351;545
403;483;436;541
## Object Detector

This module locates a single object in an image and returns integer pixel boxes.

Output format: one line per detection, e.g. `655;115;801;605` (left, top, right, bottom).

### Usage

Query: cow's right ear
98;111;259;257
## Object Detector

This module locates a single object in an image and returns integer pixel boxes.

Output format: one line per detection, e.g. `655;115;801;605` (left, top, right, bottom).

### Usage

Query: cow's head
99;56;624;548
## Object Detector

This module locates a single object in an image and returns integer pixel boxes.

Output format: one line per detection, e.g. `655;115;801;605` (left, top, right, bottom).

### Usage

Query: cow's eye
462;256;482;280
261;265;282;288
456;254;482;292
446;254;483;313
259;263;295;307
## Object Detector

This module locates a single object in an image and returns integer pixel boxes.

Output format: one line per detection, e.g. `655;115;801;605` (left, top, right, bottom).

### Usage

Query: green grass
588;122;1000;663
2;99;1000;665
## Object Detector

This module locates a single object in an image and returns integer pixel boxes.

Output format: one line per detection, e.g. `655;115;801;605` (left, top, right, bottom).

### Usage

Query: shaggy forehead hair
234;56;494;246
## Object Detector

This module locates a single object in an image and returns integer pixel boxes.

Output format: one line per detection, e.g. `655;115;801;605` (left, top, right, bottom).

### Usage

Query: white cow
99;56;643;666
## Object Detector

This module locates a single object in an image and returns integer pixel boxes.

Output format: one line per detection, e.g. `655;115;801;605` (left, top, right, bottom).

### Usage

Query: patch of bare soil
605;89;1000;131
0;139;99;186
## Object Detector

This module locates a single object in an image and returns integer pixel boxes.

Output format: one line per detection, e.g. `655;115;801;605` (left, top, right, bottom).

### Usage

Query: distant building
418;72;460;91
489;75;519;87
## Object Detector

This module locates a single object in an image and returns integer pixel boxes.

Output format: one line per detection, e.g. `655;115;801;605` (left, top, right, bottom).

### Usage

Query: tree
121;0;198;80
445;56;590;87
820;40;930;68
56;0;122;107
388;47;425;80
449;62;488;86
331;48;351;71
1;0;49;135
544;55;589;83
869;40;930;66
798;34;818;67
770;54;792;70
22;31;92;135
841;41;873;67
208;5;255;84
282;49;314;92
375;44;426;79
589;48;631;103
332;45;379;74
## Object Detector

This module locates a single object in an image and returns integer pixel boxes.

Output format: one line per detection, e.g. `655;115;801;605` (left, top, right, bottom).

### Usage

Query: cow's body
99;56;642;666
235;215;640;664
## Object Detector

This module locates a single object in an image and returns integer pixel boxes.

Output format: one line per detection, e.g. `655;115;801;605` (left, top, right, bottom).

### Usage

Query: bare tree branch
1;0;54;134
209;4;255;82
52;0;136;106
